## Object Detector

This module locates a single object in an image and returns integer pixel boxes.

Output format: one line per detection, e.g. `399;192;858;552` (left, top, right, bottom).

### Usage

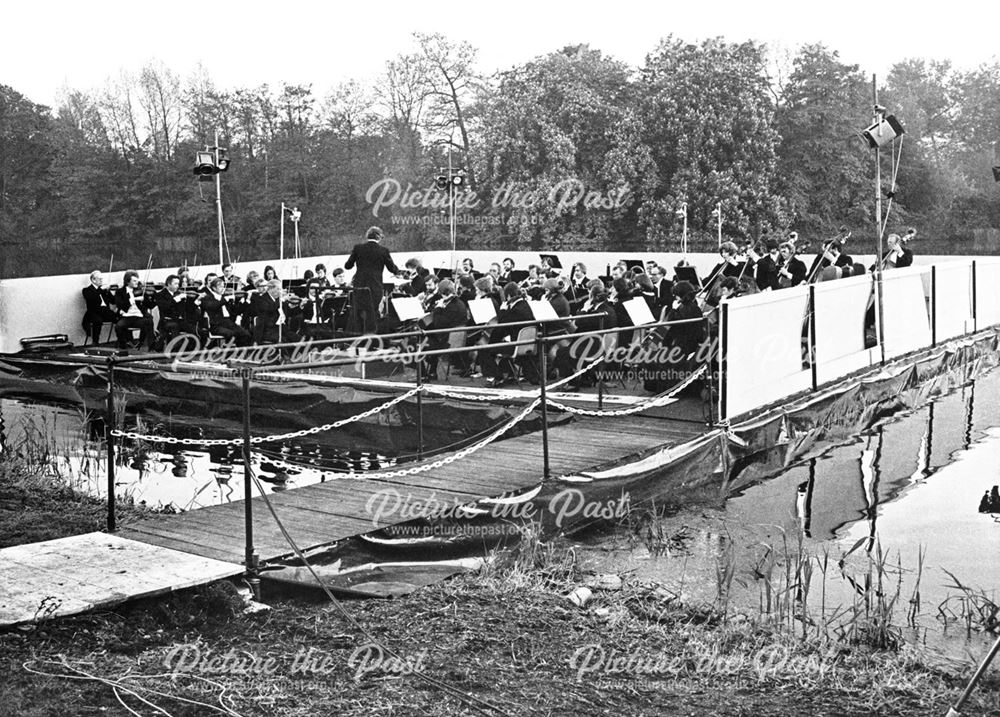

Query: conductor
345;225;400;334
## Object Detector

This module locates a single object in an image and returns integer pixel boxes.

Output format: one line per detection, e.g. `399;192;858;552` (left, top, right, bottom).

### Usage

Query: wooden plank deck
0;533;243;626
119;414;704;565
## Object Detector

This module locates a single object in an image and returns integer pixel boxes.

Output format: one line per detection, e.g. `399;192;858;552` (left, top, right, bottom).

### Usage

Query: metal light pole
675;202;688;257
279;202;286;262
215;129;224;267
712;203;722;248
872;75;887;365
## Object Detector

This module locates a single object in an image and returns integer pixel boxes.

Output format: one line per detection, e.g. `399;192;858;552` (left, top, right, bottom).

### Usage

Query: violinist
263;265;279;283
201;273;218;298
201;276;251;346
299;284;335;340
309;263;331;290
255;279;301;345
488;263;502;284
221;263;242;293
82;270;118;345
242;271;260;294
754;239;781;291
420;273;442;312
114;270;154;349
242;277;268;332
402;258;430;296
776;242;807;288
500;257;515;283
474;277;501;313
520;264;542;288
155;274;198;342
882;232;914;270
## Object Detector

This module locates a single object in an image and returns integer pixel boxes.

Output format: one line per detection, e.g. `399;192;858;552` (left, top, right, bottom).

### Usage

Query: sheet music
391;296;426;322
623;297;655;325
528;300;559;321
468;298;497;325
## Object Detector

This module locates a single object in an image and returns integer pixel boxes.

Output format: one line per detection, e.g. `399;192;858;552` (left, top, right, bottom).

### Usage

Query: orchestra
80;226;918;394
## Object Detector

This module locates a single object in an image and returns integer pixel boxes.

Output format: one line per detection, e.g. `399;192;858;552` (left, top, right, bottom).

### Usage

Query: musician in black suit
422;279;470;376
299;284;335;340
754;239;780;290
345;226;400;334
554;283;617;386
402;257;430;296
200;277;251;346
254;279;301;345
481;282;534;387
154;274;198;343
648;264;674;317
82;270;118;344
114;270;154;349
499;257;515;284
776;242;807;288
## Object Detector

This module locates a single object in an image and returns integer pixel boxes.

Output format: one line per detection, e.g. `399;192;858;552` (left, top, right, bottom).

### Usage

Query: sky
4;0;998;107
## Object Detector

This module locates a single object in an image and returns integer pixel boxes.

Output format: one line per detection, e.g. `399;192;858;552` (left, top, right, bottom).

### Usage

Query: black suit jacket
114;286;151;315
345;240;399;294
155;288;188;322
83;284;115;314
201;293;241;326
491;299;533;343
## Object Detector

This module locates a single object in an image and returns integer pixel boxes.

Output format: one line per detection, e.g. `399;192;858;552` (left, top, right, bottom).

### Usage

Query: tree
774;44;871;237
640;37;784;247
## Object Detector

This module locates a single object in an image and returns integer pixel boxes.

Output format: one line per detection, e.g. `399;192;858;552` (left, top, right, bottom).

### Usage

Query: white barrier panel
975;259;1000;329
813;273;878;384
880;266;932;360
723;286;812;419
933;260;974;342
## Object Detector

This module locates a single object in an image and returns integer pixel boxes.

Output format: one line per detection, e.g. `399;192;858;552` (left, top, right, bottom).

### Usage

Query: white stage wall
880;265;933;360
723;286;812;419
933;260;975;342
813;273;878;384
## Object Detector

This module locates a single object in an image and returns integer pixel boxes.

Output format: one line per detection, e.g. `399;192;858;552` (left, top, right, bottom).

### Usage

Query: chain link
110;385;423;446
545;365;706;417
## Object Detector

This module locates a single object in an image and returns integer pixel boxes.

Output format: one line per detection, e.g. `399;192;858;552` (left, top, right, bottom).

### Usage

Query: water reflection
0;397;393;511
574;367;1000;655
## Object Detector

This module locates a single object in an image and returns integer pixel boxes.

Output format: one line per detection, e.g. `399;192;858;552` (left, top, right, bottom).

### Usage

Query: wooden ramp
0;533;242;626
119;415;704;565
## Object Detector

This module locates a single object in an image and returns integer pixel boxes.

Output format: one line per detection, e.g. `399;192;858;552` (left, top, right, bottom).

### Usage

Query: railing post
597;315;605;410
537;326;550;481
808;284;818;390
416;358;424;459
931;265;937;347
105;358;116;533
719;302;728;423
241;370;260;600
971;260;978;332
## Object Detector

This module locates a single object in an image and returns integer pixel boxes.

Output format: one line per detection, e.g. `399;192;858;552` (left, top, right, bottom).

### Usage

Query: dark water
574;366;1000;663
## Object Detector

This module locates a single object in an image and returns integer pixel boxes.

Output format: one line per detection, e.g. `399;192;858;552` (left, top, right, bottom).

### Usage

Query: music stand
673;265;701;290
391;296;426;322
509;270;529;284
468;298;497;325
624;259;644;273
539;254;562;269
623;297;655;326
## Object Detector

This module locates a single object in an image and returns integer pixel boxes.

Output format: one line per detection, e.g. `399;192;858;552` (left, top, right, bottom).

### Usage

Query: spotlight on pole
861;114;905;149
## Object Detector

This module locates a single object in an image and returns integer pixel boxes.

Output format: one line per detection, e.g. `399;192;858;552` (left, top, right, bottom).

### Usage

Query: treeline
2;34;1000;278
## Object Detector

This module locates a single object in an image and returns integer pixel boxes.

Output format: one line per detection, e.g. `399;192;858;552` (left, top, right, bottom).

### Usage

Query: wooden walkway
119;414;704;564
